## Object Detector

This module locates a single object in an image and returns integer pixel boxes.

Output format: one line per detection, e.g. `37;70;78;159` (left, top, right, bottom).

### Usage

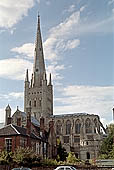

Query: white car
54;166;77;170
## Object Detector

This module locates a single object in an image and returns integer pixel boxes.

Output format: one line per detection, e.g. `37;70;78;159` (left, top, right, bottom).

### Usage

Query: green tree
108;144;114;159
99;123;114;159
57;142;68;161
12;147;41;167
0;150;13;165
67;152;79;164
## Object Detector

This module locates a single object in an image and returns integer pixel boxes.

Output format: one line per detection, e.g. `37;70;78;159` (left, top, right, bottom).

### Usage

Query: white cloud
64;39;80;50
0;0;35;28
46;1;51;5
79;16;113;34
44;11;80;61
47;64;65;81
37;0;40;4
8;92;24;99
0;92;23;100
11;43;34;59
80;5;86;12
63;4;76;14
54;85;114;126
0;58;32;80
0;108;5;123
108;0;114;5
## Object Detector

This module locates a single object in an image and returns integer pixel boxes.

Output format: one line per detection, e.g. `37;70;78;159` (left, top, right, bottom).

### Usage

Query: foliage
66;152;80;164
42;159;58;166
99;123;114;159
0;150;13;165
0;147;41;166
57;142;68;161
108;144;114;159
12;147;41;166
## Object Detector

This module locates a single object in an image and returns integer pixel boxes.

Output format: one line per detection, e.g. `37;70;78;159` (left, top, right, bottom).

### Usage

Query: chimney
26;106;31;135
7;117;12;125
26;106;32;148
5;104;11;125
49;120;54;129
17;118;21;126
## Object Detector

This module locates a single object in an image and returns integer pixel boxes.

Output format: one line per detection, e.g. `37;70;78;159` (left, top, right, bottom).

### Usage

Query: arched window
85;118;92;133
75;153;79;159
94;119;97;133
56;120;62;135
87;152;90;159
39;99;41;107
75;119;81;134
66;120;71;135
34;100;36;107
29;101;31;106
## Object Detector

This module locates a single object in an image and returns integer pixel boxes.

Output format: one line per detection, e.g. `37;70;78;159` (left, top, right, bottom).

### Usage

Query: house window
66;120;71;135
75;119;81;134
64;136;69;143
5;138;12;152
36;143;40;155
85;118;92;133
56;120;61;135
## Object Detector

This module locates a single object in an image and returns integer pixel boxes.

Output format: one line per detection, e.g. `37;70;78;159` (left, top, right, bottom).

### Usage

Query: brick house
0;105;57;159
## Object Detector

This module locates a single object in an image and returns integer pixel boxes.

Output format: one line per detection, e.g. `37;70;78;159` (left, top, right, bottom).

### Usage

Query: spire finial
38;12;40;29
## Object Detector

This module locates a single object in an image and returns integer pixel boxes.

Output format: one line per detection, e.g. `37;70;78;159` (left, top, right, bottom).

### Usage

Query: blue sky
0;0;114;126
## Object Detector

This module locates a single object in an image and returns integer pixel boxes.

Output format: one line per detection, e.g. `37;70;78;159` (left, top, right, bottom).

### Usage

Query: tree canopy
99;123;114;159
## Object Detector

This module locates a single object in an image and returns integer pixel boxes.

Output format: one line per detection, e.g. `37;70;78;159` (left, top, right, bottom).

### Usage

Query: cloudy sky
0;0;114;126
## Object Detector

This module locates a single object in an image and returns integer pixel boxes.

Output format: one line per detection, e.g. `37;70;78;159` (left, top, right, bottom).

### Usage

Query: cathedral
4;15;107;160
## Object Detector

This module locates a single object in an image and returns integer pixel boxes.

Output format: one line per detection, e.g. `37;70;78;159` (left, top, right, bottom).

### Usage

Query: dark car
12;168;31;170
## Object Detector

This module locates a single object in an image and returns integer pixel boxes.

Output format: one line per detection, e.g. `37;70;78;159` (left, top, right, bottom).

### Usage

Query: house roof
0;124;41;140
51;113;99;118
12;110;40;127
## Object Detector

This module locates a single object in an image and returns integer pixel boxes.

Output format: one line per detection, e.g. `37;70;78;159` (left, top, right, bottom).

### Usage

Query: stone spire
34;14;45;75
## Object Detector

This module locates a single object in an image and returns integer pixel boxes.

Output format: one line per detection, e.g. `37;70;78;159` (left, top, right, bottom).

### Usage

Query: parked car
12;168;31;170
54;166;77;170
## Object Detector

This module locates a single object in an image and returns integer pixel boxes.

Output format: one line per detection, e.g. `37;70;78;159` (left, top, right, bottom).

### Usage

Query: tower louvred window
34;100;36;107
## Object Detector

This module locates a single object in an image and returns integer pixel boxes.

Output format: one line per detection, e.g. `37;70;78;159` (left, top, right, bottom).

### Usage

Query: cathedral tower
24;15;53;120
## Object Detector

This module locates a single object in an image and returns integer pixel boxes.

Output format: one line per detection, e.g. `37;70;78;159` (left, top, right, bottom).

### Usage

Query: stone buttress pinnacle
25;69;29;82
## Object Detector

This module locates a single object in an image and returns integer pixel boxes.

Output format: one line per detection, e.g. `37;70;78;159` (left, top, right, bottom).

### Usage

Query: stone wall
0;165;113;170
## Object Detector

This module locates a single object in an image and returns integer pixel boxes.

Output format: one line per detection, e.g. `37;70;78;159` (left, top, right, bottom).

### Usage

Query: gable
0;124;19;136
